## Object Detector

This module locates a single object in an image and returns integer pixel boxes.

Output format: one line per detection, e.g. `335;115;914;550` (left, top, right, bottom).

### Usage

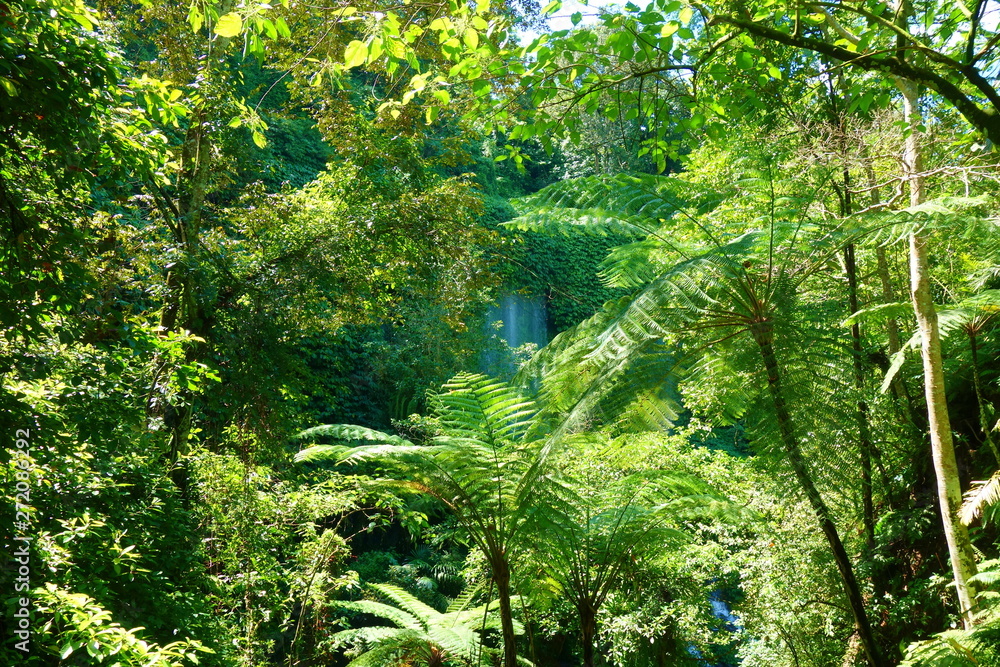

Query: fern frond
876;290;1000;394
445;583;482;614
506;206;650;237
960;471;1000;525
367;584;442;627
861;195;993;247
900;625;1000;667
514;173;722;219
433;373;537;445
343;644;409;667
296;442;438;466
296;423;413;445
843;301;913;328
335;599;424;631
294;444;352;464
330;627;414;650
599;238;674;289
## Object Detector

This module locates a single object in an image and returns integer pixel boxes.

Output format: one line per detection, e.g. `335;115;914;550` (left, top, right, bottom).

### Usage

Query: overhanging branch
710;14;1000;144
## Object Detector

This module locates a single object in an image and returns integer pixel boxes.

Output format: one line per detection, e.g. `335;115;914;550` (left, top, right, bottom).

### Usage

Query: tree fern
296;373;555;667
524;435;748;667
510;171;891;666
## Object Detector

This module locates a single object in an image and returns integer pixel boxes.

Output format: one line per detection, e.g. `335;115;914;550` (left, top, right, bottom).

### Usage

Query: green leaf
69;10;94;30
252;130;267;148
344;40;369;69
735;51;755;69
214;12;243;37
678;6;693;23
542;0;561;15
260;18;278;40
0;77;17;96
187;7;204;33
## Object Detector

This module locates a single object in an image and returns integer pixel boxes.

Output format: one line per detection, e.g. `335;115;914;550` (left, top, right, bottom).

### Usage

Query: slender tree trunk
160;105;214;468
969;332;1000;466
874;244;919;426
493;559;519;667
750;321;885;667
898;80;979;628
845;243;876;549
839;162;876;549
580;600;597;667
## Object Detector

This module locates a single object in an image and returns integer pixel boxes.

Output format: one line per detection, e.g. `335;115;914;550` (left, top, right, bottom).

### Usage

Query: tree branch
709;14;1000;144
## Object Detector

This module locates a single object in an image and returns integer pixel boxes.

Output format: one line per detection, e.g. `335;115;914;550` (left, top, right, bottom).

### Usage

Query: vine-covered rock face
522;231;633;333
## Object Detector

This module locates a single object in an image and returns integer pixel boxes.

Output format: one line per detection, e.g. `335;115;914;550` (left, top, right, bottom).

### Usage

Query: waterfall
481;293;549;378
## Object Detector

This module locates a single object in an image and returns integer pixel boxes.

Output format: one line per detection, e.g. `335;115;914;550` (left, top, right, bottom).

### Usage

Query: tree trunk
750;321;885;667
845;242;876;549
839;159;876;549
969;332;1000;466
580;600;597;667
898;80;979;629
493;559;519;667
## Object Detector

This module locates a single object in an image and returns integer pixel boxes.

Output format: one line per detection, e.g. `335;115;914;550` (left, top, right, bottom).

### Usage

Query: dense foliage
4;0;1000;665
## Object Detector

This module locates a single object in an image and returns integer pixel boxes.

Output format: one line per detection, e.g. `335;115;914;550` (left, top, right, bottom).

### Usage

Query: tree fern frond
969;563;1000;589
960;471;1000;525
343;644;409;667
433;373;537;445
449;601;526;634
335;599;425;631
296;442;438;466
862;195;993;247
880;330;922;394
599;238;675;289
843;301;913;328
330;627;414;649
425;625;478;662
294;444;353;464
514;173;723;219
445;584;482;614
296;423;413;445
367;584;443;627
505;206;650;237
875;290;1000;394
900;625;999;667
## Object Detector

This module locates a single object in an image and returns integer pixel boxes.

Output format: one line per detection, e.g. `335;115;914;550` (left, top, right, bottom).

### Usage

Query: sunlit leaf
214;12;243;37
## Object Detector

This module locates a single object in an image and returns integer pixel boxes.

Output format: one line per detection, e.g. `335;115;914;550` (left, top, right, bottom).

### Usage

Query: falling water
481;293;549;378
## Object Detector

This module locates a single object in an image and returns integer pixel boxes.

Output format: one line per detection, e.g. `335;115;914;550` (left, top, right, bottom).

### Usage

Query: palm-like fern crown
295;373;562;556
509;169;888;509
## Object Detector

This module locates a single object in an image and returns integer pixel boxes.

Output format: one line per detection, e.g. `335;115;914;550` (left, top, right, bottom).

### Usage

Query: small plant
330;583;525;667
34;583;212;666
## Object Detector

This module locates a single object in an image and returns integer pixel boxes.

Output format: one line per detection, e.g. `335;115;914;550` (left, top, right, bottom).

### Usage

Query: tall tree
898;79;979;627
